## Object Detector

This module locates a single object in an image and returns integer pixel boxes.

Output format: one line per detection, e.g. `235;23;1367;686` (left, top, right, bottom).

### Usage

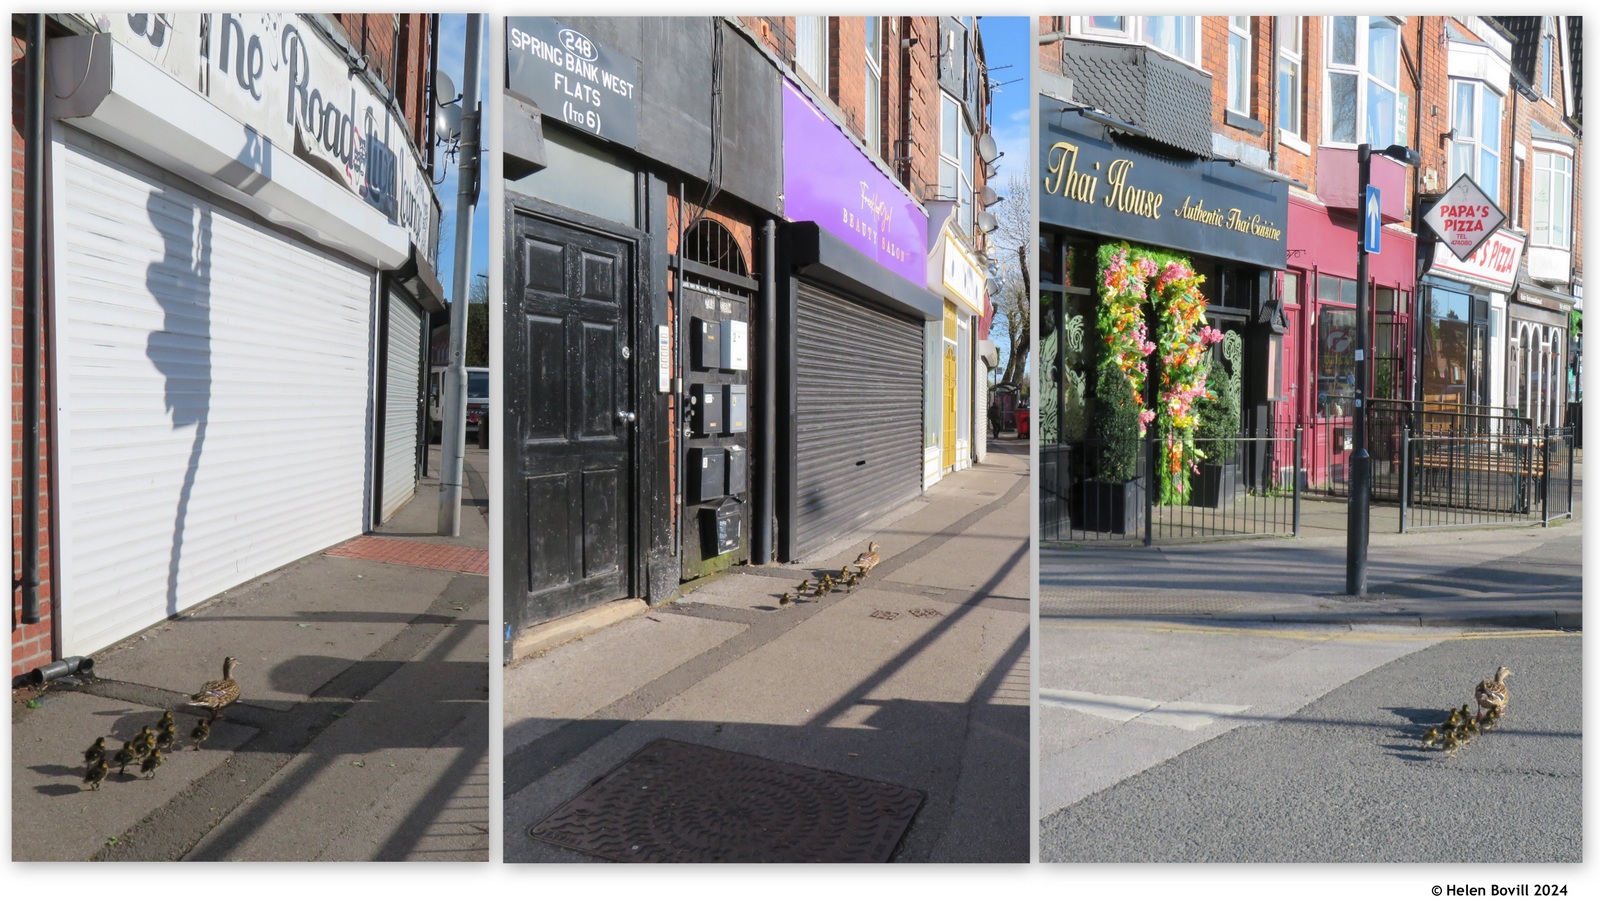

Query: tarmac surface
11;444;491;861
503;438;1031;863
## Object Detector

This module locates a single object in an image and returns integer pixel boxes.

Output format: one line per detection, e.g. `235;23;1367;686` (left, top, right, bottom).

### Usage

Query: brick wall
12;25;54;681
330;13;432;148
901;16;939;206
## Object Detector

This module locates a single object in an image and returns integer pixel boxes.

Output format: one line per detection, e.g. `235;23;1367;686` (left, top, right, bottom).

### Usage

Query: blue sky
979;16;1030;188
435;14;490;298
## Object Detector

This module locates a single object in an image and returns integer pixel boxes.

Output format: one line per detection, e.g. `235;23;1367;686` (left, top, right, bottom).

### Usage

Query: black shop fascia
1038;102;1290;430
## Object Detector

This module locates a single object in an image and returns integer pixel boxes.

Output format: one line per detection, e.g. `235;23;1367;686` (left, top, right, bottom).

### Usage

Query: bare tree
988;171;1031;391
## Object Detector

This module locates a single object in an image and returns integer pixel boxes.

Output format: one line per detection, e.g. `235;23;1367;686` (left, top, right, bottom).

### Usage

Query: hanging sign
506;18;640;148
1423;173;1507;263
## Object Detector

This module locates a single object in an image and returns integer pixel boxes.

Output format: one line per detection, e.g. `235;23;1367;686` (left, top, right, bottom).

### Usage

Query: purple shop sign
782;81;927;286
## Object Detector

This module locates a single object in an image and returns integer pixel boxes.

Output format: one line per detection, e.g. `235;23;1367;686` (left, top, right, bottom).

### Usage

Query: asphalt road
1040;628;1581;862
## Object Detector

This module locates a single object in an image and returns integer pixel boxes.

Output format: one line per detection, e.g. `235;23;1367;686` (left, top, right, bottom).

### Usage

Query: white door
52;132;376;656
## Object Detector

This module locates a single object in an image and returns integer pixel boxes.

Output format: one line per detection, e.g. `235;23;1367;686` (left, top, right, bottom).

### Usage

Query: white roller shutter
52;134;376;656
380;289;424;521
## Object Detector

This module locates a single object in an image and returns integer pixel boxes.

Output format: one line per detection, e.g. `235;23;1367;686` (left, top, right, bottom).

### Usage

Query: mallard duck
140;748;164;779
113;740;137;776
155;725;177;752
190;718;211;750
83;758;109;791
186;656;240;721
1421;727;1440;749
131;726;154;758
84;736;107;765
854;541;879;565
1475;666;1510;721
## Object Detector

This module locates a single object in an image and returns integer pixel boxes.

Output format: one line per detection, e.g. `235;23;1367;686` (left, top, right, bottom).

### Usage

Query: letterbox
725;444;747;495
688;447;726;502
721;319;749;371
690;384;722;435
692;318;722;370
725;384;748;433
702;499;742;556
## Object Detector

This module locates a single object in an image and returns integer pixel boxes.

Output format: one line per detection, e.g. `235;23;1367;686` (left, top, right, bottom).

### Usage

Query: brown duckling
83;758;109;791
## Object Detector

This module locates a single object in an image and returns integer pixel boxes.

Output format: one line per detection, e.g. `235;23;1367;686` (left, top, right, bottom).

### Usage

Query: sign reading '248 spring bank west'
99;13;437;263
506;18;640;148
783;81;927;286
1039;103;1287;269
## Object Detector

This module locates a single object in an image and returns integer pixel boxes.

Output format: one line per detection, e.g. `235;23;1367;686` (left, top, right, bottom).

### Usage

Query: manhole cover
527;739;924;862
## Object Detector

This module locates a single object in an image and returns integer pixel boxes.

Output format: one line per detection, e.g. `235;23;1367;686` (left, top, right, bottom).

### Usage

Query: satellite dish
977;211;999;234
980;186;1003;207
983;158;1002;180
977;132;998;163
436;103;463;141
434;69;458;106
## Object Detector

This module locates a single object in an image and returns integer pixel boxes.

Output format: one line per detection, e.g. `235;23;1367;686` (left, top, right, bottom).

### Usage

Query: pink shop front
1277;195;1418;493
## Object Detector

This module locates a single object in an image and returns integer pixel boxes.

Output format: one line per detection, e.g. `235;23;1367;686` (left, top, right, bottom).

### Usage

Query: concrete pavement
11;444;490;861
503;438;1031;863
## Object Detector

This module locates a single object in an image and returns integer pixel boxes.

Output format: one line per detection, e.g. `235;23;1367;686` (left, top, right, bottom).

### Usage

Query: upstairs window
1324;16;1400;148
939;93;974;236
864;17;882;147
1276;17;1304;139
1532;148;1573;249
1227;17;1252;115
1077;16;1200;66
1449;80;1503;203
795;16;829;93
1541;17;1555;100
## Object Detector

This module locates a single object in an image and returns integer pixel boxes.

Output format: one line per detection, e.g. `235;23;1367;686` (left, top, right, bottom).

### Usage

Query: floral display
1094;242;1224;506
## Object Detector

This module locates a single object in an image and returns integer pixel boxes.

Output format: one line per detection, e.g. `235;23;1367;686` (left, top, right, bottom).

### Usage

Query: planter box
1188;463;1241;508
1076;478;1145;535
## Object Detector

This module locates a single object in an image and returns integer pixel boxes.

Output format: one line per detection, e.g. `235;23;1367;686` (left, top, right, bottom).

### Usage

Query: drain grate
909;608;943;619
869;610;901;621
528;739;924;862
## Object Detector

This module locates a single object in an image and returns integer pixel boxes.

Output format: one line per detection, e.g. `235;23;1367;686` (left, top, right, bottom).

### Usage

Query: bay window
1077;16;1200;65
1449;80;1502;203
1324;16;1400;148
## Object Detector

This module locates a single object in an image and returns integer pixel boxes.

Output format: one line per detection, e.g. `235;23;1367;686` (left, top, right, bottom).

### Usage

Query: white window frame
1322;16;1402;149
1074;16;1200;67
1449;79;1503;205
1531;146;1573;250
1541;17;1555;101
795;16;829;93
1276;16;1304;146
939;92;974;237
864;17;882;149
1227;16;1252;115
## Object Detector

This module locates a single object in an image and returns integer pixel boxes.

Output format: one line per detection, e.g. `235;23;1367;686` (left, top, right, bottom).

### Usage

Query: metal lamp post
1347;141;1420;595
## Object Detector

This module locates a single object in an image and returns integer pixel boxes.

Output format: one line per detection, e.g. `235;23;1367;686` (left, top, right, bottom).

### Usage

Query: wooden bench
1410;434;1546;513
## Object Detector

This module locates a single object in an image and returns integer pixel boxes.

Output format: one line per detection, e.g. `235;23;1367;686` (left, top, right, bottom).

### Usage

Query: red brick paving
324;536;489;576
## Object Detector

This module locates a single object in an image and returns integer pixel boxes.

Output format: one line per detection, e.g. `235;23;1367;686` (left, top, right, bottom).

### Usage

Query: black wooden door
506;212;635;630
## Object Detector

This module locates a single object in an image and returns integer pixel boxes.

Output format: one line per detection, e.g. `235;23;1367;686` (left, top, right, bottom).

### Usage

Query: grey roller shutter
794;282;923;553
380;289;425;521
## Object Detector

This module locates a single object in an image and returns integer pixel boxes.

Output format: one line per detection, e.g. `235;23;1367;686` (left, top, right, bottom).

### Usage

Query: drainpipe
753;219;777;564
20;16;47;627
1268;16;1280;174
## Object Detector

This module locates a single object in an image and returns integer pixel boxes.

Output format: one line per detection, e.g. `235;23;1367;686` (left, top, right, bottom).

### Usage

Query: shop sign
1515;287;1572;313
941;228;984;314
783;81;927;286
101;13;437;264
506;18;640;148
1039;104;1287;269
1423;174;1506;263
1430;227;1524;292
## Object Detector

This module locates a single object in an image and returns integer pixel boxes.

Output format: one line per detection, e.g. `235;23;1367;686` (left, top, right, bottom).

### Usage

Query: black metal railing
1040;428;1302;545
1398;426;1575;531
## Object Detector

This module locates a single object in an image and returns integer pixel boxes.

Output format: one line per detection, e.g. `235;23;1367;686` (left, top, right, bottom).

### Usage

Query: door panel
506;212;636;629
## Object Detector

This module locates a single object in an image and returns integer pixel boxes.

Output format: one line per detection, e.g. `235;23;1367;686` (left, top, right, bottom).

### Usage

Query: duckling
1445;707;1465;729
113;740;137;776
1441;732;1460;753
186;656;241;722
1475;666;1511;722
1456;722;1475;744
844;575;858;592
821;573;834;588
155;725;177;752
131;726;154;758
83;758;109;791
140;748;164;779
84;736;107;766
1420;727;1440;749
158;711;175;730
841;565;852;579
1482;706;1502;730
779;592;792;607
794;580;811;595
189;718;211;751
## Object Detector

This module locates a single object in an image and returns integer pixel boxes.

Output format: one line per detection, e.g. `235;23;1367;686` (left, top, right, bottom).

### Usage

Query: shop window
795;17;828;93
1532;148;1573;249
1317;274;1357;305
1318;307;1356;418
864;17;882;148
1227;17;1252;115
1076;16;1199;65
1449;80;1502;203
1276;17;1304;143
1324;16;1400;148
